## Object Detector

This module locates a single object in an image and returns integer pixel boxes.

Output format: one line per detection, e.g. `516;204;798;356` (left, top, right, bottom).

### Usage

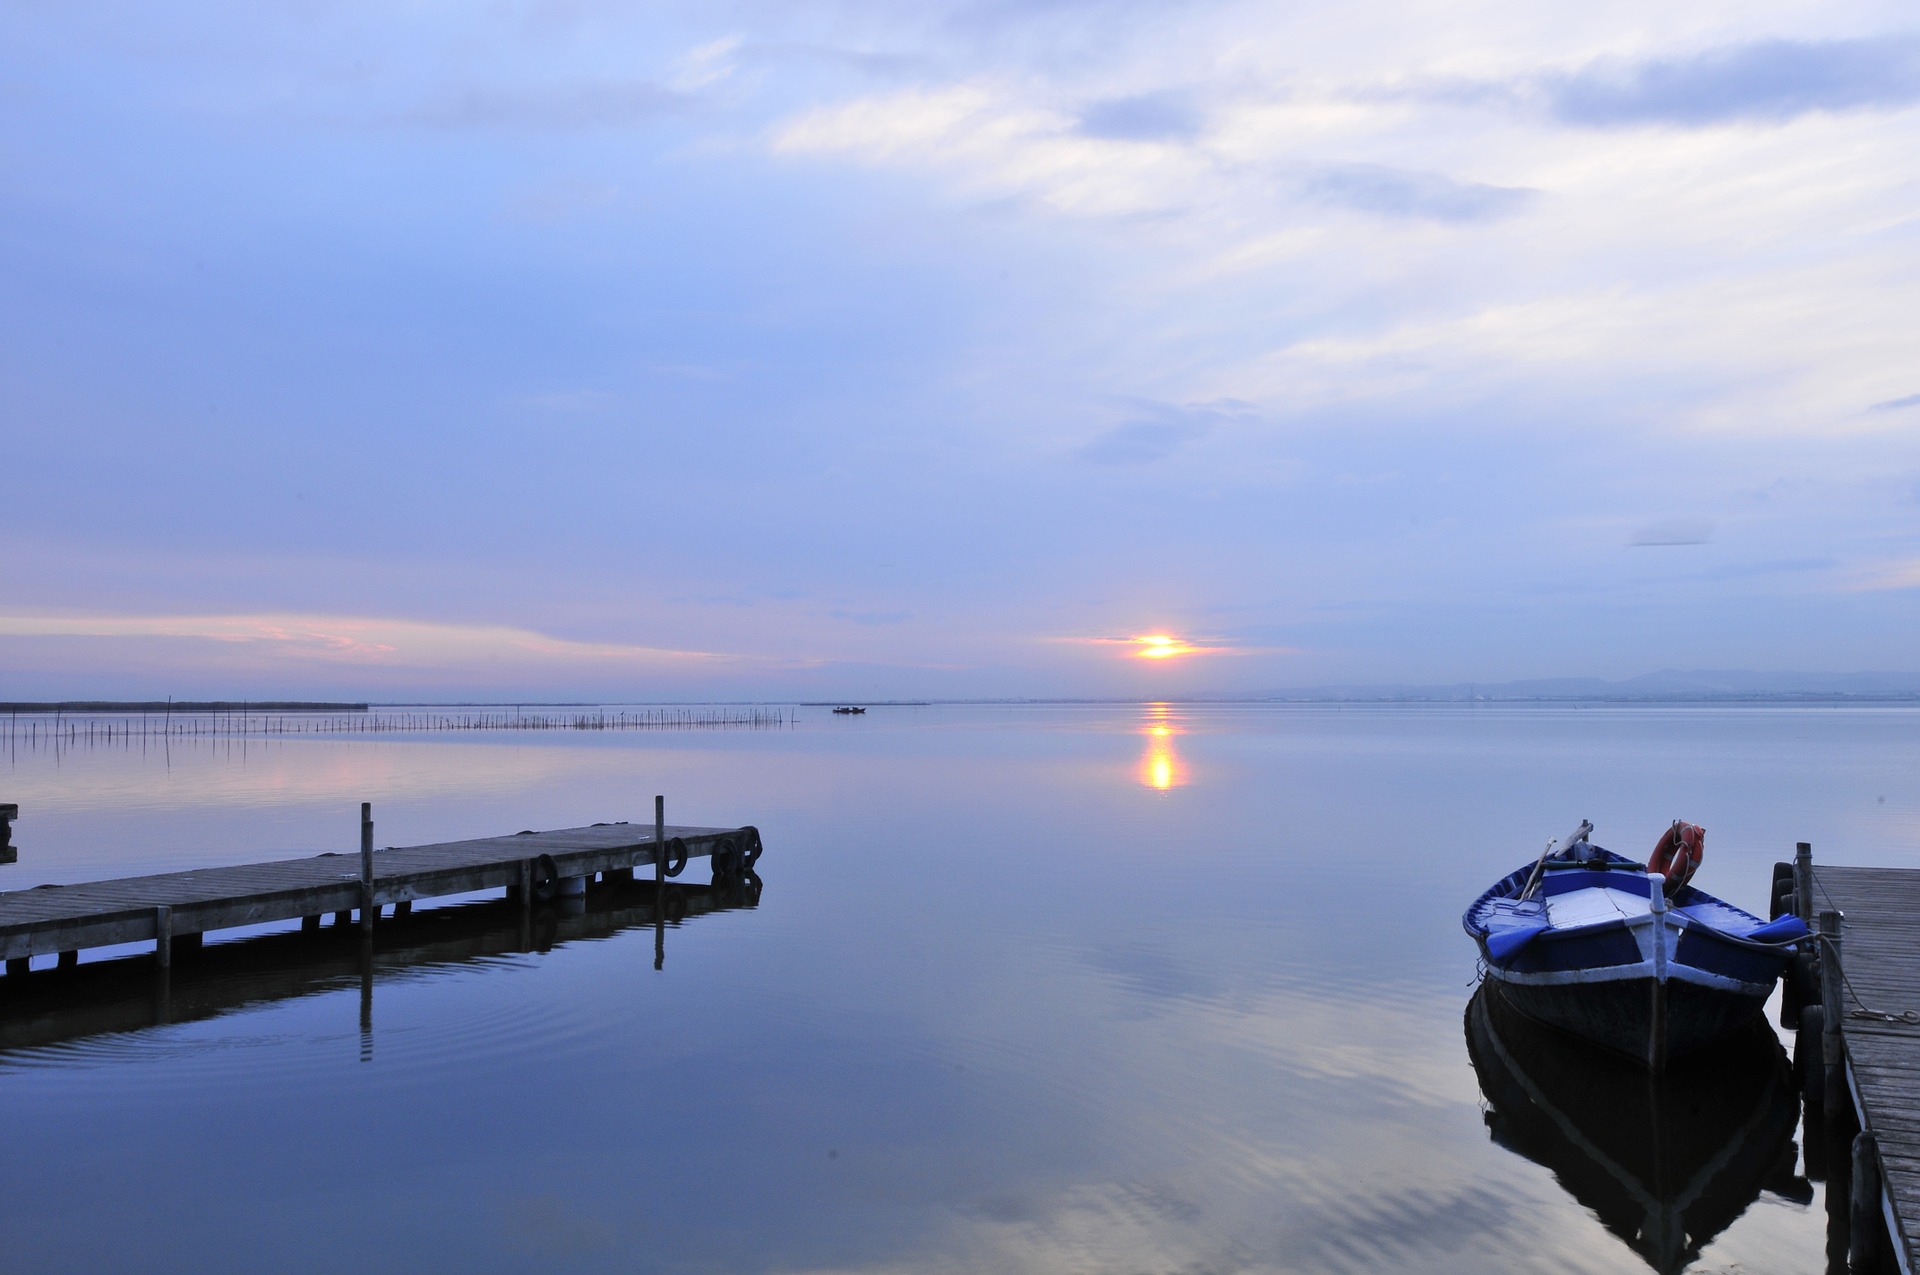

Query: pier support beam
1795;841;1814;924
5;957;27;978
154;905;172;971
360;802;375;936
654;795;666;971
1850;1131;1882;1272
1819;909;1847;1117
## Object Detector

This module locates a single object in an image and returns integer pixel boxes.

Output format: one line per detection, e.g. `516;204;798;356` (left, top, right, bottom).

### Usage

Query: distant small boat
831;706;866;715
1463;821;1808;1069
1465;986;1804;1274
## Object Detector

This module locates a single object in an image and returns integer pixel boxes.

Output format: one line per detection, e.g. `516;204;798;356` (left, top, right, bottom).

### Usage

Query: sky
3;0;1920;700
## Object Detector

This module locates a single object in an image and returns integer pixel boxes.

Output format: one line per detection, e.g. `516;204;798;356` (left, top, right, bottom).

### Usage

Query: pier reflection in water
0;872;764;1059
1465;987;1807;1274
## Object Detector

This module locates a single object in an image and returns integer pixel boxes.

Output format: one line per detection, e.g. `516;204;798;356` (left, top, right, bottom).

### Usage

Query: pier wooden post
1851;1130;1882;1271
654;795;666;970
1795;841;1814;923
154;905;172;971
360;802;375;934
1819;909;1847;1117
654;795;665;886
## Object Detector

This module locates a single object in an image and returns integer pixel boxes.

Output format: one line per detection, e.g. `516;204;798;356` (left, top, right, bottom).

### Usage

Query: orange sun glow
1132;634;1198;659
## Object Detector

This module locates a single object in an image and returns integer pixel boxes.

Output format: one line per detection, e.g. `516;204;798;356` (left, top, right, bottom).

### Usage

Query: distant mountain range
1255;670;1920;703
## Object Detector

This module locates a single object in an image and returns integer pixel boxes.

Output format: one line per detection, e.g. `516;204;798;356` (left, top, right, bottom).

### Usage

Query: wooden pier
0;808;761;973
0;873;760;1053
1800;856;1920;1274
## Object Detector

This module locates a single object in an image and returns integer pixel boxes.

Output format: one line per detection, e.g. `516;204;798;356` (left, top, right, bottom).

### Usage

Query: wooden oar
1519;819;1594;901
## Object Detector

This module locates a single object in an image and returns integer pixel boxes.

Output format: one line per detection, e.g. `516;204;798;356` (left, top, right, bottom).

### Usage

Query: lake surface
3;702;1917;1274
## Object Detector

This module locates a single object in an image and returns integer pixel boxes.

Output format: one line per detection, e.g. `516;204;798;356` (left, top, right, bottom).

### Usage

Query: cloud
1076;419;1205;465
1305;164;1533;223
0;613;760;667
1074;400;1254;466
1870;392;1920;413
1541;36;1920;127
1849;559;1920;592
398;81;684;131
1627;518;1714;546
1046;634;1291;659
770;84;1212;217
829;609;912;626
1076;92;1202;141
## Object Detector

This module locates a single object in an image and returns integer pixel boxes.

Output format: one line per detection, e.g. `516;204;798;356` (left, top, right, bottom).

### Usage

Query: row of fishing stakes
1787;840;1884;1275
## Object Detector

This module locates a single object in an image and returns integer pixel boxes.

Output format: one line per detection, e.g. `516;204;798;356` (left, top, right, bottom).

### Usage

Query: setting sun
1133;634;1198;660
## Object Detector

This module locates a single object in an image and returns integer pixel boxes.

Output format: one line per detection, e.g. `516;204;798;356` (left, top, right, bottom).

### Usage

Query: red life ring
1649;821;1705;892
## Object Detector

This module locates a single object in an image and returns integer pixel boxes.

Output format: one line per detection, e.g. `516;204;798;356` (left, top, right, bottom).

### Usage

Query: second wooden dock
0;808;761;973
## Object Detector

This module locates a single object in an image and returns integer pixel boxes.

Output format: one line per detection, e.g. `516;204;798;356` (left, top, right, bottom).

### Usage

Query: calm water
3;702;1917;1274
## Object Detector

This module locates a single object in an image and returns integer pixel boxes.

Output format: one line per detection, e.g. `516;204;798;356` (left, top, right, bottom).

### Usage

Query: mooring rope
1808;931;1920;1025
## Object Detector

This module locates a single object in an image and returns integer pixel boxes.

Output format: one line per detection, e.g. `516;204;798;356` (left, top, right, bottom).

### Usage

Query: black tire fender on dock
531;853;559;902
710;836;740;880
663;837;688;878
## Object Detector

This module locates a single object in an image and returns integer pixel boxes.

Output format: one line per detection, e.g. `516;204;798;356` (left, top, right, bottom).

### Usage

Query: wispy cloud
1046;633;1290;659
1304;164;1533;223
1076;91;1202;142
1075;400;1253;466
0;613;760;667
1847;559;1920;592
1627;518;1714;546
1870;392;1920;413
1541;36;1920;128
397;81;685;131
1077;420;1204;465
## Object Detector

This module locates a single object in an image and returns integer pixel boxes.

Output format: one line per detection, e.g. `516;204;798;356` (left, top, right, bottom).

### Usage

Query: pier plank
0;822;754;961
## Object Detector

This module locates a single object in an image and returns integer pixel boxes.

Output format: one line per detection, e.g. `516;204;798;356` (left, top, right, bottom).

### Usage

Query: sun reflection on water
1137;705;1188;791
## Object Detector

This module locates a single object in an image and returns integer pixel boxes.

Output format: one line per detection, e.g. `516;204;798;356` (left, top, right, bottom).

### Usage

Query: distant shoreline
6;695;1920;713
0;701;369;713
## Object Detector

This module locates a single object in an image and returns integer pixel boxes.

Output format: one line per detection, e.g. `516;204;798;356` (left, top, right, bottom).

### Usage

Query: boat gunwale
1463;848;1800;958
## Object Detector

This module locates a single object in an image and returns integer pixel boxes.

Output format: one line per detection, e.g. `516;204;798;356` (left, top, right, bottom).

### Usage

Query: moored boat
1463;821;1807;1069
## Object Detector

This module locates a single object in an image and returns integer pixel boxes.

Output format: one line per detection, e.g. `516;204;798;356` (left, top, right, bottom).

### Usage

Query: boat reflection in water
1466;985;1807;1273
0;871;764;1056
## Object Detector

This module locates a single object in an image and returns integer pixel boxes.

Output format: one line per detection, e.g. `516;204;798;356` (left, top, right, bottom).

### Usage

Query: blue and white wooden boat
1464;822;1809;1069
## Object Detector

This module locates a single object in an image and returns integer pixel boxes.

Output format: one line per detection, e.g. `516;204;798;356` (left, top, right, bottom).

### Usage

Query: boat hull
1487;968;1770;1067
